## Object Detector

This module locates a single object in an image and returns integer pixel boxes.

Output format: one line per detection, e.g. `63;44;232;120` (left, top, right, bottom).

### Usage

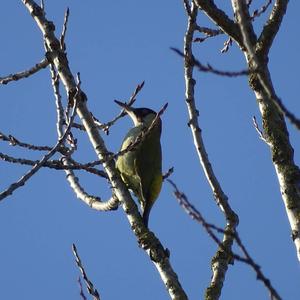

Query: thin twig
0;131;52;151
250;0;272;20
0;152;108;178
171;47;249;76
60;7;70;51
0;91;78;201
0;58;49;85
105;81;145;133
72;244;101;300
162;167;174;180
221;37;233;53
194;25;223;43
71;81;145;135
195;25;222;37
252;116;268;144
53;71;117;210
194;0;242;44
78;277;88;300
168;180;282;300
113;103;168;160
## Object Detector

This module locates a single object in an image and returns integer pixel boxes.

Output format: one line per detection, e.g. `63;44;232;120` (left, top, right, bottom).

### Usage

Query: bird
115;100;163;227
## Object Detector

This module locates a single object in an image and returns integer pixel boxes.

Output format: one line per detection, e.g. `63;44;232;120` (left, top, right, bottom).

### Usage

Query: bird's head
115;100;158;127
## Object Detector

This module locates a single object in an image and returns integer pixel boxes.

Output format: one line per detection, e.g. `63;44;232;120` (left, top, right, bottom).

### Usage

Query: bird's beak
114;100;139;125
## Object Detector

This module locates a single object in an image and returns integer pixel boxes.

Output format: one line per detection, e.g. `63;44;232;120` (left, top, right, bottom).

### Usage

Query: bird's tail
142;205;151;228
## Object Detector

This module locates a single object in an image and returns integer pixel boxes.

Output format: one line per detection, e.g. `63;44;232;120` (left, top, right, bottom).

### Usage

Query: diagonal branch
256;0;288;56
103;81;145;133
0;95;78;201
194;0;242;45
113;102;168;161
22;1;188;298
72;81;145;134
0;58;49;85
250;0;273;20
72;244;101;300
168;180;282;300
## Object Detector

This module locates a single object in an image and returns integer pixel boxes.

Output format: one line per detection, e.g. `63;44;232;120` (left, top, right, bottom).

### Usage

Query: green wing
134;128;162;208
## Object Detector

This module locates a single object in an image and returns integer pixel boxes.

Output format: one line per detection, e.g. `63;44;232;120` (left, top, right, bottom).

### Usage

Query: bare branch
78;277;88;300
47;67;117;210
257;0;288;56
0;95;78;201
182;3;239;298
63;157;118;211
182;0;192;16
168;180;282;300
195;25;222;37
72;244;101;300
113;102;168;161
22;2;188;297
233;0;300;131
60;7;70;51
171;47;249;77
194;0;242;45
233;0;300;261
162;167;174;180
0;58;49;85
0;152;108;178
0;131;52;151
220;37;233;53
105;81;145;133
252;116;269;144
71;81;145;135
250;0;272;20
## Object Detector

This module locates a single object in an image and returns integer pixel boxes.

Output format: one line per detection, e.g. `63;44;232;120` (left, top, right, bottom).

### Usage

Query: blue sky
0;1;299;299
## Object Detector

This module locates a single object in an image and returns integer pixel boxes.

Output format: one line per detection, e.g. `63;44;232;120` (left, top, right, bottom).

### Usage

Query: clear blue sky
0;1;299;299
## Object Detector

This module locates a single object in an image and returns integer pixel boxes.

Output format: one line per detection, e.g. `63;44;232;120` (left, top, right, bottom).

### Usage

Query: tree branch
0;58;49;85
182;3;239;299
171;47;249;77
72;244;101;300
0;131;52;151
194;0;242;45
256;0;289;56
22;1;188;298
168;180;282;300
0;152;107;178
0;93;78;201
233;0;300;261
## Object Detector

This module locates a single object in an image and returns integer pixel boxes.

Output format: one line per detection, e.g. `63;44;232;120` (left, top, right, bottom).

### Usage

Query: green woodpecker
115;100;163;227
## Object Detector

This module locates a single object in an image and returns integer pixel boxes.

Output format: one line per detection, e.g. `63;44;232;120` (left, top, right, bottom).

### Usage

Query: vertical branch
183;2;238;299
232;0;300;262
